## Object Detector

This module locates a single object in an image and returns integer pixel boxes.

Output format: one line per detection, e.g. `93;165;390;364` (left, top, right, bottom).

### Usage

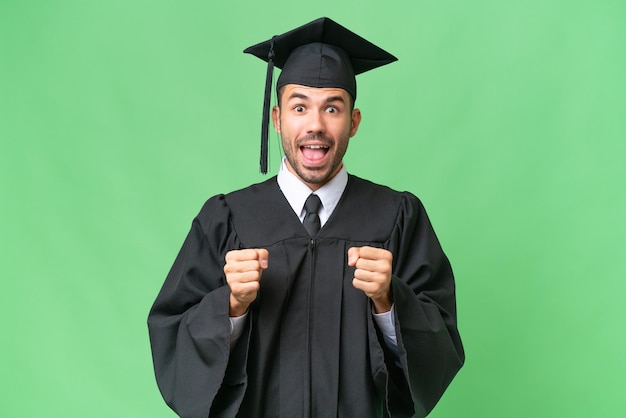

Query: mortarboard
244;17;398;174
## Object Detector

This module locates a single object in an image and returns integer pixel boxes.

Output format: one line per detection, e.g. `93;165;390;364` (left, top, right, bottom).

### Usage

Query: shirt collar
277;157;348;225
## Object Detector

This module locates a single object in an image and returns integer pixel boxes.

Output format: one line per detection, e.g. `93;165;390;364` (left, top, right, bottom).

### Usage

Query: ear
272;106;281;134
350;108;362;137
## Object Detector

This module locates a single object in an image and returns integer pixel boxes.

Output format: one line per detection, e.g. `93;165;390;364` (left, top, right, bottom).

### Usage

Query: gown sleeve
382;193;465;417
147;195;248;418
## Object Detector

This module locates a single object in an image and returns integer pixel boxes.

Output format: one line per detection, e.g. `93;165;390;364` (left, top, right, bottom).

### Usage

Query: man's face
272;84;361;191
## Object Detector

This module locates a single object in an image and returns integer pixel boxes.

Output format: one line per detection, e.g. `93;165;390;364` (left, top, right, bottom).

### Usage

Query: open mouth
300;144;330;163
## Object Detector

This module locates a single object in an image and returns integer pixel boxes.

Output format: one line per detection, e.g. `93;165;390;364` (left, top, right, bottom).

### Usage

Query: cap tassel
260;36;276;174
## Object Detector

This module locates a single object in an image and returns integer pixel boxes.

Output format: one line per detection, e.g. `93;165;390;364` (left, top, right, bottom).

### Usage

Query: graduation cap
244;17;397;174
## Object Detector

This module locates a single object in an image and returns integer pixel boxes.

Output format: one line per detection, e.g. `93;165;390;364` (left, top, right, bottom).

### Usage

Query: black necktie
303;194;322;237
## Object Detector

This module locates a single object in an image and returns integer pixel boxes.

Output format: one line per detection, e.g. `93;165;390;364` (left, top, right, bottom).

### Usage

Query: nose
305;110;326;135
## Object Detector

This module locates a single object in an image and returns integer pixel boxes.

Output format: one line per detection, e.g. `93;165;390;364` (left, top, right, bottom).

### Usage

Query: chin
304;171;335;187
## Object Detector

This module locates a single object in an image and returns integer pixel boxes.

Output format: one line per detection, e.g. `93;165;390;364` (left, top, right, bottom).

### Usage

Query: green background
1;1;624;417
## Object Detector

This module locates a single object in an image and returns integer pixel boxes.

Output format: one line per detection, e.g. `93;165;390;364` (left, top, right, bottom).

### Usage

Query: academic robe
147;175;464;418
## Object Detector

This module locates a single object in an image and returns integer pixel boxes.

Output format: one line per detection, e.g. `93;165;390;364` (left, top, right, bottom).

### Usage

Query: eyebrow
287;92;310;101
325;96;346;104
287;93;347;104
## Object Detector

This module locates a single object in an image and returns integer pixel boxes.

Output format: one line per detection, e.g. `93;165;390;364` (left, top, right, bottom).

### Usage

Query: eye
294;105;305;112
326;106;338;113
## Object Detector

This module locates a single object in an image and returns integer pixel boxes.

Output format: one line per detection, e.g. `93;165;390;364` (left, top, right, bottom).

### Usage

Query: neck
285;160;344;191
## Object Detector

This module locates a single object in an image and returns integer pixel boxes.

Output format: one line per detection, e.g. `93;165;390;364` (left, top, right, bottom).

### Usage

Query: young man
148;17;464;418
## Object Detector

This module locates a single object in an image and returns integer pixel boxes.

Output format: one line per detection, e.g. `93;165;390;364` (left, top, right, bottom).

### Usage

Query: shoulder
190;178;281;246
322;175;425;241
218;177;299;246
195;177;279;219
224;176;279;205
346;174;423;212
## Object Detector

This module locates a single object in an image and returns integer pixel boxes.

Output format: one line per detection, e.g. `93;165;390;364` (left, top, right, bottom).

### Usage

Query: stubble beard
283;133;348;187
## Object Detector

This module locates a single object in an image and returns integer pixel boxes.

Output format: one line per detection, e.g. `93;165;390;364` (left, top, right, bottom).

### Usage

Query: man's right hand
224;248;269;317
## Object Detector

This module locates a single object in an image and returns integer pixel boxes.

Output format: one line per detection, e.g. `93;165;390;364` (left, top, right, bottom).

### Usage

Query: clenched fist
224;248;269;317
348;246;393;313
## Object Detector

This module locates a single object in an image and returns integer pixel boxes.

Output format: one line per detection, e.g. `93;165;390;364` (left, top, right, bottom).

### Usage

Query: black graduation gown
147;175;464;418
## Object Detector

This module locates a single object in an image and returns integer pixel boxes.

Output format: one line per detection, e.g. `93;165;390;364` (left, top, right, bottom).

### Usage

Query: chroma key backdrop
1;1;625;417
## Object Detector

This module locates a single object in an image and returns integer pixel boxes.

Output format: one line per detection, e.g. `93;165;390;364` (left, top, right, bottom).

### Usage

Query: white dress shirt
276;157;347;227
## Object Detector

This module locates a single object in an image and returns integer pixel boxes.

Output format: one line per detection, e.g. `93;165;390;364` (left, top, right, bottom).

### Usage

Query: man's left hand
348;246;393;313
